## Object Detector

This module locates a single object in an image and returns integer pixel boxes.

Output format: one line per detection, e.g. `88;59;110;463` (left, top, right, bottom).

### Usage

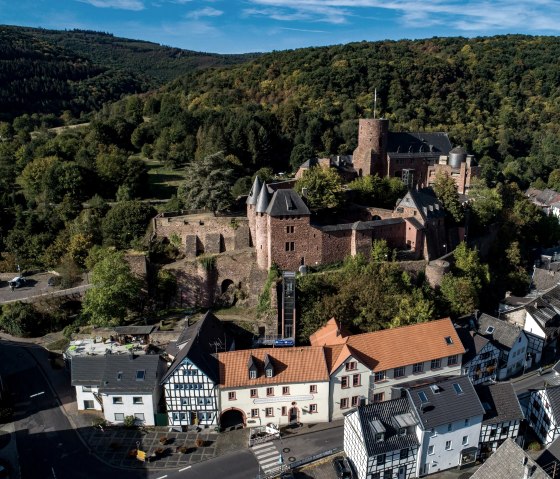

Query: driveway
0;272;89;304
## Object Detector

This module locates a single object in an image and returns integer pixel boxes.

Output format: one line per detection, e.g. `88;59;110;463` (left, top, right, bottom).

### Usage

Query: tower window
285;242;295;251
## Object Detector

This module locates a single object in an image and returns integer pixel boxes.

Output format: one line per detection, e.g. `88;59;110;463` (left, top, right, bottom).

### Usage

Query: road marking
179;466;191;471
30;391;44;398
156;476;168;479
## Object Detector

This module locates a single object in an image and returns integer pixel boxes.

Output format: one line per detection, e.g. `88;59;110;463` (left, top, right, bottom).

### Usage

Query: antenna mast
373;88;377;119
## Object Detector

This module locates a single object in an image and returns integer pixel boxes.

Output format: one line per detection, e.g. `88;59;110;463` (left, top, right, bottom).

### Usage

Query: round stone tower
255;184;270;270
352;118;389;177
246;176;263;247
425;259;451;289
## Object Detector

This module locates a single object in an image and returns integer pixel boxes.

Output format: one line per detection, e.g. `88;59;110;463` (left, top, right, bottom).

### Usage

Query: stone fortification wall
320;228;353;265
425;259;450;288
153;213;250;258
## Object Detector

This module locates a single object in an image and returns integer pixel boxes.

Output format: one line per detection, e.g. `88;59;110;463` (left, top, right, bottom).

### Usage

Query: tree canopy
295;166;344;210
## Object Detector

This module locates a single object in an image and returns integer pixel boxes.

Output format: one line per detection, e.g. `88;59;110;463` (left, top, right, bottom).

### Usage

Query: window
464;418;470;427
351;396;360;407
400;448;408;460
281;406;287;416
134;413;145;422
82;386;92;392
228;392;236;401
373;392;384;403
285;242;295;251
309;404;317;413
447;423;452;432
413;362;424;374
136;370;145;381
341;376;349;388
266;387;274;396
383;471;392;479
250;389;257;398
430;428;437;437
541;426;547;438
486;326;495;334
371;475;380;479
114;413;124;421
181;398;189;406
374;370;386;382
340;398;349;409
345;361;357;371
480;352;490;360
533;401;541;412
83;400;94;410
310;385;317;394
462;436;469;446
453;383;464;395
428;445;435;455
447;355;459;366
173;412;187;421
113;397;123;404
394;366;405;378
251;409;259;418
265;407;274;417
502;426;509;436
117;371;123;381
133;397;143;405
445;441;452;450
286;226;294;234
431;358;442;369
353;374;361;387
418;391;428;403
445;336;454;345
376;454;386;466
282;386;290;395
249;370;257;379
266;368;273;378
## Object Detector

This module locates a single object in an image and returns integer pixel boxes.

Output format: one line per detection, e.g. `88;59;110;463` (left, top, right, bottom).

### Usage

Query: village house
344;398;419;479
216;347;330;427
455;324;501;386
161;311;233;428
71;353;164;426
407;376;484;477
527;385;560;446
475;383;524;459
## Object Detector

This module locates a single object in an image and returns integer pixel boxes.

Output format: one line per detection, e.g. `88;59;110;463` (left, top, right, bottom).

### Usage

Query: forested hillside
0;26;258;120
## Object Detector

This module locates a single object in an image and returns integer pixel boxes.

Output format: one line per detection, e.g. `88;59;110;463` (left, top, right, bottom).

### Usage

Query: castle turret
255;183;270;270
246;176;263;246
352;118;389;177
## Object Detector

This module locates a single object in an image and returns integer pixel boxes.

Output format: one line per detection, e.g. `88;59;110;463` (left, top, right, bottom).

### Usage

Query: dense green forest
0;26;257;120
3;33;560;333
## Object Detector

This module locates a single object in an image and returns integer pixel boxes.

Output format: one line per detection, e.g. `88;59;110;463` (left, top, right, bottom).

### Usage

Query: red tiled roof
217;347;329;388
309;318;350;346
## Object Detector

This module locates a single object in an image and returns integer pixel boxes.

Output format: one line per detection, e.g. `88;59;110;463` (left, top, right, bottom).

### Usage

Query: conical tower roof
246;176;263;205
255;183;270;213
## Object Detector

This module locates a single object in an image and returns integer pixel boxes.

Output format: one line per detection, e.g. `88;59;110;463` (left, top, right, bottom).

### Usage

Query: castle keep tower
246;176;263;246
352;118;389;177
255;184;270;270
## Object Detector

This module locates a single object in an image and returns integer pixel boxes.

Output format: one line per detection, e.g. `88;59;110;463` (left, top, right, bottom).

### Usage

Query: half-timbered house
162;311;232;427
527;386;560;446
455;326;501;385
475;383;524;458
344;398;419;479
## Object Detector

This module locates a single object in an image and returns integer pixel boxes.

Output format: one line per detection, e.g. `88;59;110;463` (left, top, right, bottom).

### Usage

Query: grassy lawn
142;158;189;200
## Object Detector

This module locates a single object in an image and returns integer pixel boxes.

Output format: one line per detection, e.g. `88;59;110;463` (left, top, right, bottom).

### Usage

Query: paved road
511;369;560;396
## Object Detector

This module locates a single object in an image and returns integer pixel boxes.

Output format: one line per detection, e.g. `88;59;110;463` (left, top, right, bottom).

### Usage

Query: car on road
332;457;352;478
8;276;25;289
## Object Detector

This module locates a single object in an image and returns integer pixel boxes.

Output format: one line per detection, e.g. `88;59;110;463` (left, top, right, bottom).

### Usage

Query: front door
398;465;406;479
289;407;298;423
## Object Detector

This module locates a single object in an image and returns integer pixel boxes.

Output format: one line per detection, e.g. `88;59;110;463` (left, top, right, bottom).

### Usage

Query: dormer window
375;433;384;442
249;370;257;379
264;354;274;378
247;354;258;380
136;370;145;381
445;336;453;345
266;368;273;378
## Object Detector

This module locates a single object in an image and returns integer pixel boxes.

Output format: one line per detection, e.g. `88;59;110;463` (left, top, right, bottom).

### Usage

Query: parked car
8;276;25;289
332;457;352;478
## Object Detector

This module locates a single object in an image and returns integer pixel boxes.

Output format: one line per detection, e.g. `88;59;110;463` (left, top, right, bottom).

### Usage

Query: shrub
123;415;135;428
528;441;542;451
195;438;204;448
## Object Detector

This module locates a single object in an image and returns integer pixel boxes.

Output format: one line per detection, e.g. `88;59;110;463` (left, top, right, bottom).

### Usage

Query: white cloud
78;0;145;11
186;6;223;19
244;0;560;32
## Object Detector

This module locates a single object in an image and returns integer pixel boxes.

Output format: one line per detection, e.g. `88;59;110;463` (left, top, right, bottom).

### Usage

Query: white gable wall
330;356;370;421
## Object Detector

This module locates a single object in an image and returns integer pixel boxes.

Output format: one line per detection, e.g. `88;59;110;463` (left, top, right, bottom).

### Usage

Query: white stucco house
216;347;330;427
71;353;164;426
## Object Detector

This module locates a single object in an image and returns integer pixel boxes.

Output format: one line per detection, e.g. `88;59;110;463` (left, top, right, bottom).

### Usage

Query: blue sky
2;0;560;54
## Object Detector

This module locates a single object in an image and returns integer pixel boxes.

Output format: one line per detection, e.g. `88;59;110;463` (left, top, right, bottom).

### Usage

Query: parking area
0;272;85;304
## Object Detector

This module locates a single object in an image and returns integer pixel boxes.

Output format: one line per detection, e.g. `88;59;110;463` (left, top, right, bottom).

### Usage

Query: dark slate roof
266;189;310;217
553;359;560;375
475;383;524;425
319;218;404;232
387;132;452;155
395;188;445;221
476;313;524;350
526;297;560;336
407;376;485;429
533;266;560;292
113;325;156;336
71;354;162;394
255;183;270;213
454;327;490;364
471;439;550;479
356;397;419;457
246;176;263;206
543;386;560;421
537;434;560;473
99;355;161;394
161;311;229;384
299;158;319;169
71;356;106;386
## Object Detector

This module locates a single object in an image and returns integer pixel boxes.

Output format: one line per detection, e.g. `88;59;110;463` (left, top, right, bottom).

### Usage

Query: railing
254;446;343;479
